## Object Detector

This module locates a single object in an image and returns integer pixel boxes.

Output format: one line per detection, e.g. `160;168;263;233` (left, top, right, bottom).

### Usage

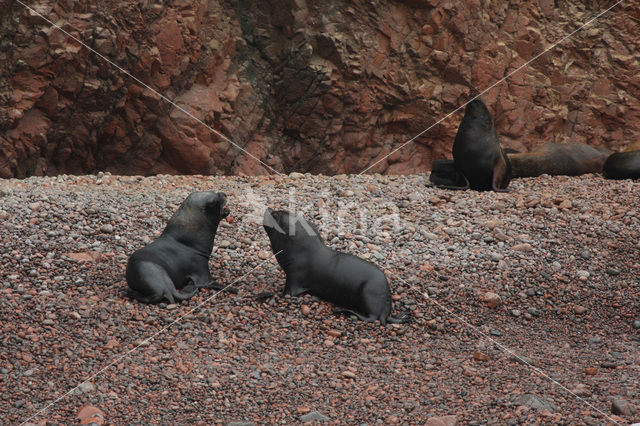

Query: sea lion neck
163;204;218;256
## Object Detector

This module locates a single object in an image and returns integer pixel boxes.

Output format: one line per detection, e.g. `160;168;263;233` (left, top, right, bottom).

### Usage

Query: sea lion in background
262;209;409;325
507;143;612;178
126;191;230;304
623;141;640;152
445;98;511;191
603;150;640;180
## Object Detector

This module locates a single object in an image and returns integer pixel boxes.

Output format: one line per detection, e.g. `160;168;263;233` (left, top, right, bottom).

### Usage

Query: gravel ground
0;172;639;425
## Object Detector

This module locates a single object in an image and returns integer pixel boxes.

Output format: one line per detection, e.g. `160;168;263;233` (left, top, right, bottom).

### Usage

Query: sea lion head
165;191;230;239
185;191;230;223
464;99;492;122
263;209;322;253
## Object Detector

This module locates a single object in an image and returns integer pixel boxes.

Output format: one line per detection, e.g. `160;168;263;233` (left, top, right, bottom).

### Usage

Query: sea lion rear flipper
387;312;412;324
170;284;198;302
254;291;276;301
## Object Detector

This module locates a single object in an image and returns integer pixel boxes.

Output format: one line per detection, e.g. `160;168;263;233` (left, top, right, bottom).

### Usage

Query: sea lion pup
507;143;612;178
603;150;640;180
435;98;511;191
262;208;409;325
126;191;230;304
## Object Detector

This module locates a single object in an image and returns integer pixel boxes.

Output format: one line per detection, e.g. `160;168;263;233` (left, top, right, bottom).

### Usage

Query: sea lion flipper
387;312;412;324
285;275;307;296
491;155;510;192
170;284;198;302
333;308;377;323
199;279;238;293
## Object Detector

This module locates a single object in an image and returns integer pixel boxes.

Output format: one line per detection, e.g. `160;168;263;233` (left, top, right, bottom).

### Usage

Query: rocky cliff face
1;0;638;177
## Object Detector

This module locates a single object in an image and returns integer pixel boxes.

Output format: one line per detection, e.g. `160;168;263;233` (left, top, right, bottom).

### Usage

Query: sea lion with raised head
431;98;511;191
126;191;230;304
603;150;640;180
507;143;612;178
262;209;408;325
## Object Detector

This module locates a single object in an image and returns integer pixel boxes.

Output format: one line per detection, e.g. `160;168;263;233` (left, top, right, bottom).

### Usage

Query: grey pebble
300;411;329;422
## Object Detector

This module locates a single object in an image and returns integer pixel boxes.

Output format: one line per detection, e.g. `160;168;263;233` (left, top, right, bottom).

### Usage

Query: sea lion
432;99;511;191
507;143;612;178
429;159;467;188
603;150;640;180
126;191;230;304
262;209;408;325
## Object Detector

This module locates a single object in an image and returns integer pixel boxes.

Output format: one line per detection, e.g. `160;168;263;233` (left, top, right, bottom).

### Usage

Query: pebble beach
1;173;639;424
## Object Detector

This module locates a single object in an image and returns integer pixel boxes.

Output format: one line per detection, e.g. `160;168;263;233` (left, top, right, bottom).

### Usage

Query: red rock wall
1;0;638;177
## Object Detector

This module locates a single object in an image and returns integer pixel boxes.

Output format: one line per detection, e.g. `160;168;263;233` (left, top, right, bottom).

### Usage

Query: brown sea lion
507;143;612;178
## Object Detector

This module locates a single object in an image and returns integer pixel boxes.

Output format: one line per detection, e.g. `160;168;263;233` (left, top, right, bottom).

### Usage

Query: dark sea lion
126;191;230;304
603;150;640;180
429;159;467;187
448;99;511;191
507;143;612;178
262;209;408;325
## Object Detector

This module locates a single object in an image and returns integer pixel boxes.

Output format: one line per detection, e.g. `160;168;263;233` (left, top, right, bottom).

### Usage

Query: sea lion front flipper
492;155;510;192
284;274;308;297
333;308;378;323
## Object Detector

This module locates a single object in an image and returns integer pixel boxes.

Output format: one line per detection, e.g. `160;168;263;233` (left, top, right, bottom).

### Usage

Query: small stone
577;270;590;280
218;240;231;248
99;224;114;233
327;329;341;338
574;305;587;314
611;398;637;416
301;305;311;316
569;383;591;397
511;243;533;252
77;405;106;425
473;351;490;361
558;200;572;209
579;250;591;260
74;382;96;395
584;367;598;375
29;202;41;211
490;252;504;261
258;251;270;260
289;172;304;179
341;370;356;379
606;268;620;276
481;292;502;308
632;320;640;329
510;309;521;317
425;415;458;426
300;411;329;422
513;394;556;411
